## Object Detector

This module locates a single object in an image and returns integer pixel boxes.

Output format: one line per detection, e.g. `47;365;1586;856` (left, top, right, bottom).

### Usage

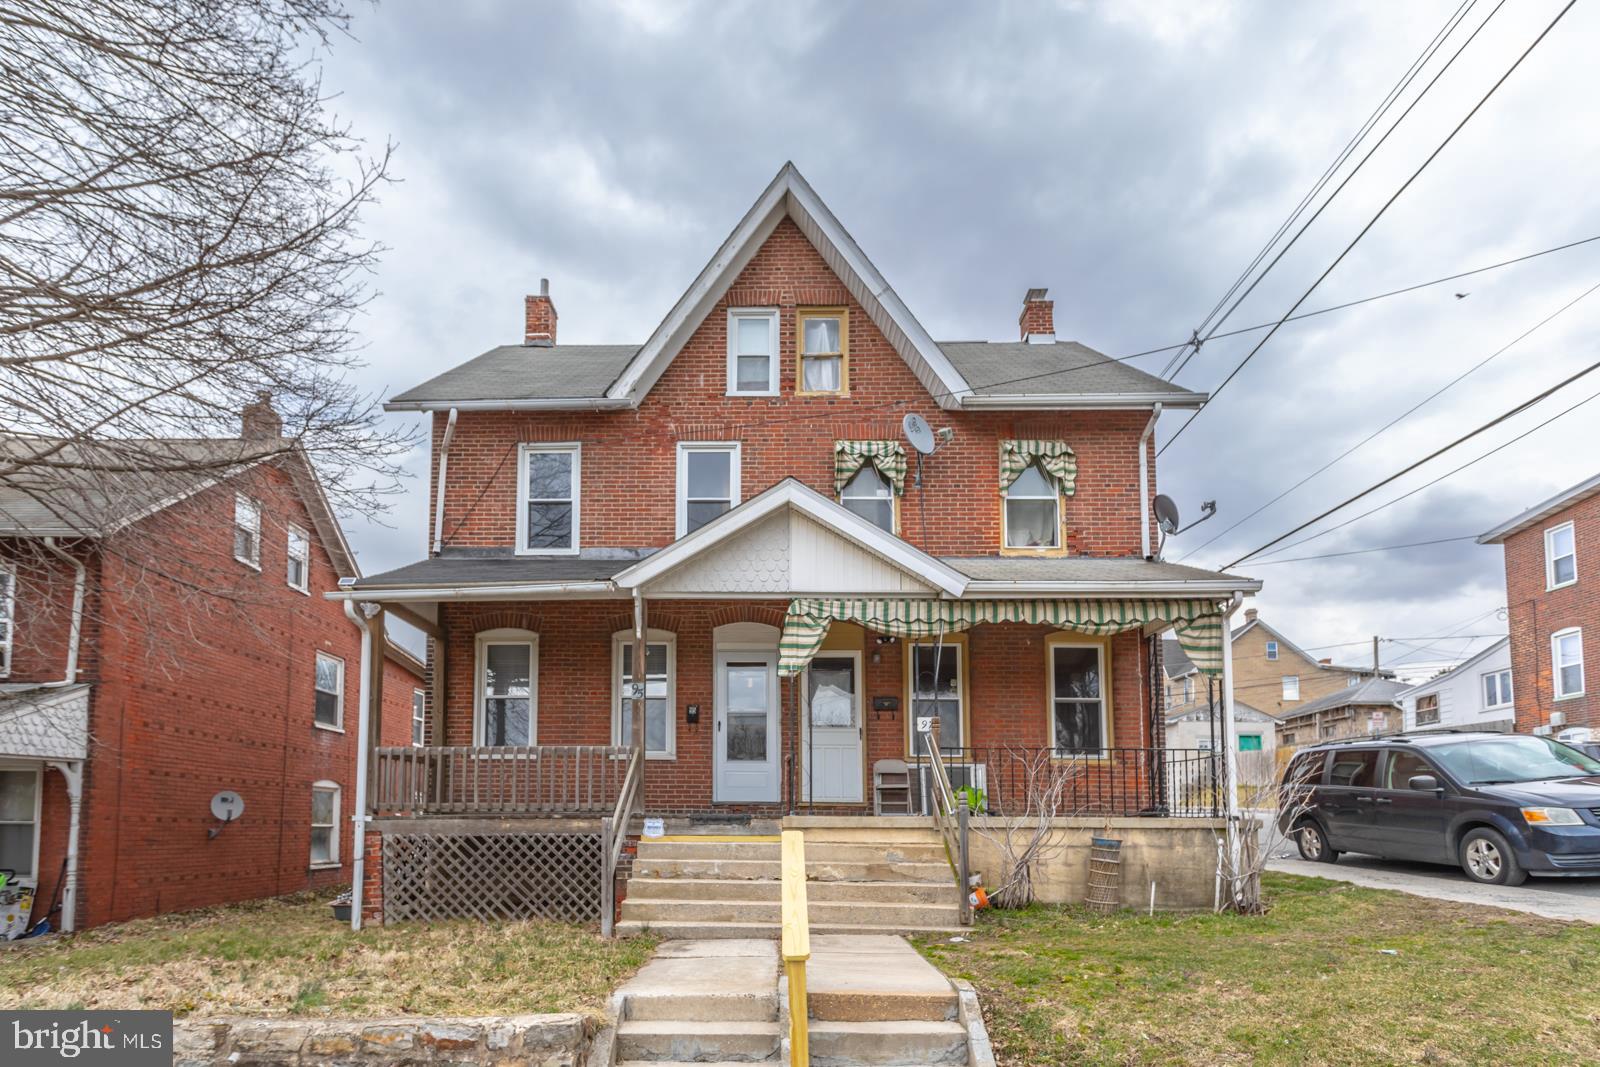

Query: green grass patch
915;873;1600;1066
0;892;656;1020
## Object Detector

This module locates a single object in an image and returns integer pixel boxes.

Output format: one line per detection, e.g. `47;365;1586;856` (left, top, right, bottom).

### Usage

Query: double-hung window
1415;693;1440;726
478;631;536;745
613;631;674;758
1482;669;1513;709
797;308;847;394
1181;676;1193;704
313;652;344;730
310;782;339;867
1003;464;1060;549
286;525;310;592
233;494;260;568
1265;641;1279;661
727;308;778;395
1546;522;1577;589
1553;628;1584;699
1281;675;1301;701
0;767;39;879
518;444;579;554
0;567;13;678
909;641;962;755
1050;641;1107;754
676;443;741;537
840;465;895;532
411;689;426;746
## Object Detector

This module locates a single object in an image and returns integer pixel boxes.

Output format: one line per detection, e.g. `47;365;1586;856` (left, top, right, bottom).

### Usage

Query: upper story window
0;567;13;678
834;441;904;533
1281;675;1300;701
1553;628;1584;700
412;688;426;746
797;308;848;395
1415;693;1440;726
841;466;894;532
1546;521;1577;589
727;308;778;396
1003;464;1060;550
518;444;579;555
477;630;537;745
1181;676;1193;704
286;524;310;593
314;651;344;730
677;443;741;537
233;494;260;569
1265;641;1278;660
1482;669;1513;709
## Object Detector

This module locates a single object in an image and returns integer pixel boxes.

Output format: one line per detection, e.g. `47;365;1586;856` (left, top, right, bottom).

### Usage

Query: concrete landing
807;934;959;1023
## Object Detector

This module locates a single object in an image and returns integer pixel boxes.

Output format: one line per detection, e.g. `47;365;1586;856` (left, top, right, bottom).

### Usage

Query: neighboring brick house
1478;472;1600;742
0;415;421;932
334;165;1263;924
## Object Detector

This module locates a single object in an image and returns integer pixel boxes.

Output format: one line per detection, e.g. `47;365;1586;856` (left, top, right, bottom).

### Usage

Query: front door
803;653;864;803
714;652;780;803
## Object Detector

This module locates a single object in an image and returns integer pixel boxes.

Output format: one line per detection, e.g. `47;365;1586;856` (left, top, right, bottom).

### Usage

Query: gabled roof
1398;636;1510;699
1162;637;1197;678
1477;470;1600;544
1284;678;1410;719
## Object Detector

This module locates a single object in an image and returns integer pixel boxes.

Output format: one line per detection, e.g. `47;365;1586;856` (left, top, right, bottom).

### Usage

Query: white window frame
611;629;676;759
411;688;426;746
1481;669;1513;710
675;442;742;539
1001;463;1062;551
233;493;261;569
0;566;14;679
839;465;896;533
1048;639;1109;756
726;307;779;396
309;780;340;868
907;639;965;756
474;629;539;746
313;651;344;731
0;762;42;881
1553;628;1585;700
516;443;581;556
1414;693;1440;726
286;524;310;594
1265;641;1278;661
1282;675;1301;701
1546;521;1577;590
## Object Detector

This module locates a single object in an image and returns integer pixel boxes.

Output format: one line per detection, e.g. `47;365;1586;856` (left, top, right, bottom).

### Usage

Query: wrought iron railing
370;745;634;817
909;746;1228;819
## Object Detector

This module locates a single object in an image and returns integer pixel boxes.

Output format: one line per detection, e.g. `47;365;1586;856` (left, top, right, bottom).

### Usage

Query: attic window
233;494;260;569
727;308;778;396
797;309;847;395
1265;641;1278;661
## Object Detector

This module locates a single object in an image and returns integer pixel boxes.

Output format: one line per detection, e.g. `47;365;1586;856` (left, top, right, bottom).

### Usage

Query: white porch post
344;599;377;931
1219;594;1245;908
45;759;83;933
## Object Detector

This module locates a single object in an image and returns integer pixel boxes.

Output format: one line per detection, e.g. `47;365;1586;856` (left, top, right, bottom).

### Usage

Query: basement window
233;494;261;569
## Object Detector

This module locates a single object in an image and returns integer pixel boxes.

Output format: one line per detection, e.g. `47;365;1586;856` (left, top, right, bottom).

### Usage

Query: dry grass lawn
916;872;1600;1066
0;892;655;1020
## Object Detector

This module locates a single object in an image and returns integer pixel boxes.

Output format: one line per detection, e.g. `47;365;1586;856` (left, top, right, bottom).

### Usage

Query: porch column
632;590;647;800
1219;595;1245;908
44;759;83;933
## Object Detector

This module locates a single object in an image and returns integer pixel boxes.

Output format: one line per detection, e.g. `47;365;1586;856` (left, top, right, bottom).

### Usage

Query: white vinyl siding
676;443;741;538
310;782;339;867
726;308;778;395
1546;521;1577;589
517;444;580;555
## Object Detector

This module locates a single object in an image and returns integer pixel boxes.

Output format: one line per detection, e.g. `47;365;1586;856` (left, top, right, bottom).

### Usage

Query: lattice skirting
382;831;604;924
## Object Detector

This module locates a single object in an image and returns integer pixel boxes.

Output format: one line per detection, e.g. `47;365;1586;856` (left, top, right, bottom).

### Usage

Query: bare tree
1214;749;1317;914
970;748;1090;909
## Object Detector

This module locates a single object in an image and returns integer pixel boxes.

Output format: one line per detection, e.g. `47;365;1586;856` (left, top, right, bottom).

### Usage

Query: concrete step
632;856;954;884
806;934;960;1025
625;877;955;905
637;839;949;864
614;1019;780;1062
615;919;967;940
784;816;945;844
619;898;960;928
807;1019;968;1066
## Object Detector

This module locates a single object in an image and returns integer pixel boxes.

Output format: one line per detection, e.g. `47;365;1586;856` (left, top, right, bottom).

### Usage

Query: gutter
957;393;1206;411
38;538;86;687
430;408;458;556
343;599;375;932
384;396;634;414
1139;403;1162;559
962;579;1262;597
325;580;623;603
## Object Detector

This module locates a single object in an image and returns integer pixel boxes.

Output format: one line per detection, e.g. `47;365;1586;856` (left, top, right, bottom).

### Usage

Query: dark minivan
1280;731;1600;885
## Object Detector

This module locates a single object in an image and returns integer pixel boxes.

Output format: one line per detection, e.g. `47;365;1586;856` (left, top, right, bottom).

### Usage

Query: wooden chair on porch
873;758;913;815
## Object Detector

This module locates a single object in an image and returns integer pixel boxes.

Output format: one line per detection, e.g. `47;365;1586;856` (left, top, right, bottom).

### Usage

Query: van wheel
1296;820;1339;863
1460;828;1527;886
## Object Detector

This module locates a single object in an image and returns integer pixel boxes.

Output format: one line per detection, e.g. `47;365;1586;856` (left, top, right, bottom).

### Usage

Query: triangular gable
615;478;967;597
606;163;972;410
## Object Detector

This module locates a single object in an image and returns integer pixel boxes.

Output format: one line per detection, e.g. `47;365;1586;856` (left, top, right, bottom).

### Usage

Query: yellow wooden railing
780;829;809;1064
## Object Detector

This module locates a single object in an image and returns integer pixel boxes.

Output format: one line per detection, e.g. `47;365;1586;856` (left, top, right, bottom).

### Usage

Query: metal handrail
601;746;644;938
780;829;810;1064
920;723;973;925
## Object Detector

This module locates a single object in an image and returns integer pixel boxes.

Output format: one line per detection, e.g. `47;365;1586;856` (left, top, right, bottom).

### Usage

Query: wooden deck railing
370;745;634;817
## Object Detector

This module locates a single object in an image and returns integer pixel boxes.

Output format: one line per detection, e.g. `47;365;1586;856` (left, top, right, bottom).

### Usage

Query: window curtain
832;440;908;497
999;440;1077;496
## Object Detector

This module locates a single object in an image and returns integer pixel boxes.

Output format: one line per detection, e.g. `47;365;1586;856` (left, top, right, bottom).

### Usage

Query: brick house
0;416;422;932
336;165;1262;928
1478;472;1600;742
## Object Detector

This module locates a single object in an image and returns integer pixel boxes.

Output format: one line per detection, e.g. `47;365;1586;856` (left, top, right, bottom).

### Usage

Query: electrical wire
1241;535;1478;566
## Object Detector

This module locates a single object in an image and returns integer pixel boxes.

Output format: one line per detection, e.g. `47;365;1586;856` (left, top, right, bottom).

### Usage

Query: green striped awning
834;440;908;496
778;597;1226;677
1000;440;1077;495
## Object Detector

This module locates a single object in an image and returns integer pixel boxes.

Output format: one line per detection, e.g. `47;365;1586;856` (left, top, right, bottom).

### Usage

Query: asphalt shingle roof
388;344;638;405
937;341;1204;401
352;551;640;589
1288;678;1411;718
945;556;1252;585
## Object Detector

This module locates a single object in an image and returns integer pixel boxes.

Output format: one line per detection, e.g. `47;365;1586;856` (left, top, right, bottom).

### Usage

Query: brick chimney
524;278;557;347
1244;607;1258;624
1019;288;1054;343
240;390;282;440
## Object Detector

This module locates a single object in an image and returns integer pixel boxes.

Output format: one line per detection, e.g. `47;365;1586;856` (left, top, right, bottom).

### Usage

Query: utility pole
1372;635;1380;676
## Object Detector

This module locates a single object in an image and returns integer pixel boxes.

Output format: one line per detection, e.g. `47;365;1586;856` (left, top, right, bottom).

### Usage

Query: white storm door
803;654;863;803
714;652;780;803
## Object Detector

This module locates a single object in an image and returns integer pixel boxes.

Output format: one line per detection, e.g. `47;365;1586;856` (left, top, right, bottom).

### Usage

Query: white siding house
1399;637;1514;734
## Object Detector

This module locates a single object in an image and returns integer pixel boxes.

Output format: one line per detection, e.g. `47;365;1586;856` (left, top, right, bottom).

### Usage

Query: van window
1328;749;1379;787
1284;752;1324;787
1385;750;1437;789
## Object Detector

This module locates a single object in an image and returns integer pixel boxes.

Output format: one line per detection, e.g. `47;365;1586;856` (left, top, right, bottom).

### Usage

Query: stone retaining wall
174;1013;590;1066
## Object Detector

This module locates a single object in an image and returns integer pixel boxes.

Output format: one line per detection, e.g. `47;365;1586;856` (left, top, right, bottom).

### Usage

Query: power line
1160;0;1576;455
1241;535;1478;566
1177;276;1600;562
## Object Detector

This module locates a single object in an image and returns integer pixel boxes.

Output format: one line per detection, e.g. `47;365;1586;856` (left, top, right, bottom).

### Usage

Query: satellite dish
902;413;937;455
210;790;245;823
1153;494;1181;534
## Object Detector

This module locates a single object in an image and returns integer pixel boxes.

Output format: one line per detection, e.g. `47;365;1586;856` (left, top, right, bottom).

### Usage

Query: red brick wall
431;218;1158;558
1500;491;1600;733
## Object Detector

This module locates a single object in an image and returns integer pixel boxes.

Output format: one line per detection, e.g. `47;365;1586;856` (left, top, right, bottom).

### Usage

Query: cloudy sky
316;0;1599;678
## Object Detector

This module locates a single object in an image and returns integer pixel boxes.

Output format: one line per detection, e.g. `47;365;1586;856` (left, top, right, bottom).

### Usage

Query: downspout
39;538;86;687
1138;403;1162;559
45;761;82;932
430;408;459;556
344;599;375;931
1219;592;1245;908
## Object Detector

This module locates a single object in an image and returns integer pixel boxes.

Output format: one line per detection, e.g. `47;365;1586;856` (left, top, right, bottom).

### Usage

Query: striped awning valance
833;440;908;496
1000;440;1076;495
778;597;1226;677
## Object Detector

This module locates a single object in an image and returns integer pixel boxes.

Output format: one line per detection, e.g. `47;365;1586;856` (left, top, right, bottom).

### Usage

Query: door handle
1355;795;1373;803
1373;797;1393;805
